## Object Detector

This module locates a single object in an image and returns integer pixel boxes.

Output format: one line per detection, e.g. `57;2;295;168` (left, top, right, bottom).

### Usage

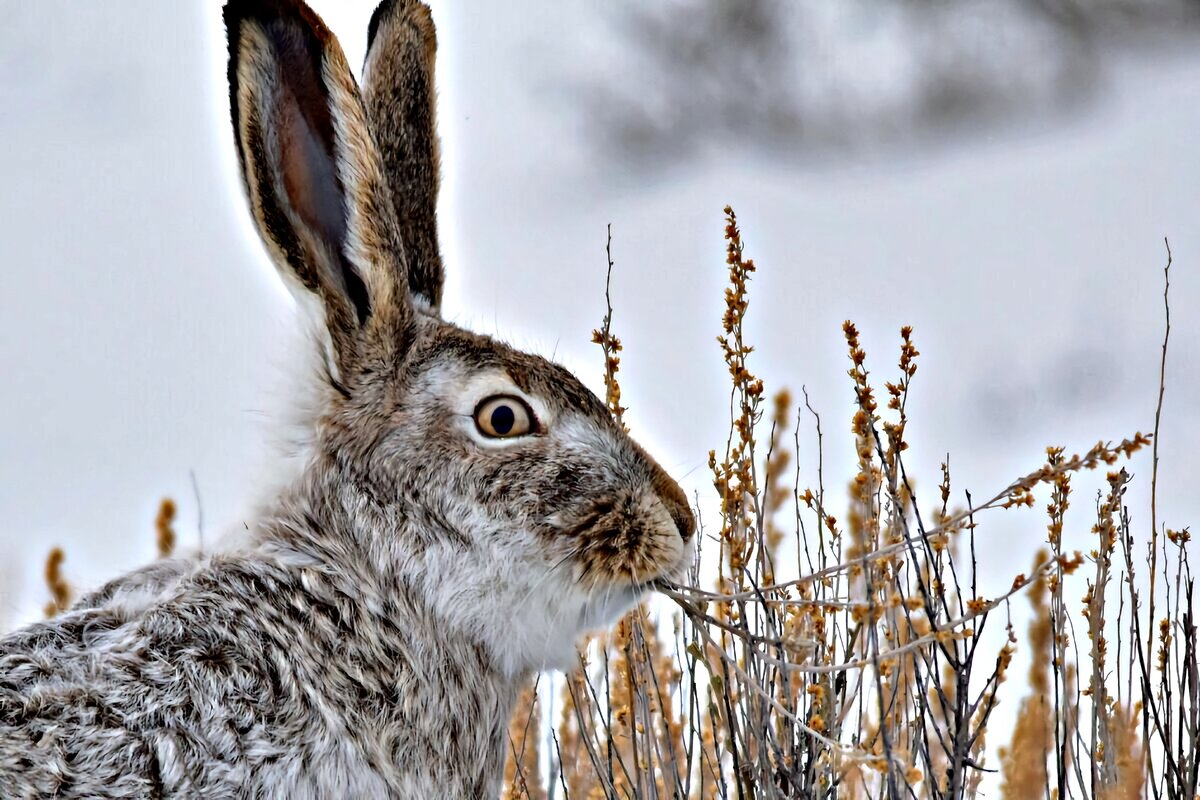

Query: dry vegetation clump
11;211;1192;799
155;497;177;559
498;209;1191;799
37;497;179;621
42;546;72;618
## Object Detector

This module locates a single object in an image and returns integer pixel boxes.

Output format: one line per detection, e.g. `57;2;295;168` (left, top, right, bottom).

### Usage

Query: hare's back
0;606;187;797
0;562;316;796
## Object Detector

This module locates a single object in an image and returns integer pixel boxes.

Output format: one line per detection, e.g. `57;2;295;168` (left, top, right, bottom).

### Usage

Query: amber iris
474;395;536;438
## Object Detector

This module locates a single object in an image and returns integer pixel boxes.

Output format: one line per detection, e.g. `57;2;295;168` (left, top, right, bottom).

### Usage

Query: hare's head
224;0;694;674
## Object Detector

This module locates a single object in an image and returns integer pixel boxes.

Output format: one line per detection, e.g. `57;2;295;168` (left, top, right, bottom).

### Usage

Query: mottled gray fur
0;1;694;797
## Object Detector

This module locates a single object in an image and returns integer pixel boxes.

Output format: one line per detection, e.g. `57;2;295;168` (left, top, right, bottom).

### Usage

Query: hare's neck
254;488;526;795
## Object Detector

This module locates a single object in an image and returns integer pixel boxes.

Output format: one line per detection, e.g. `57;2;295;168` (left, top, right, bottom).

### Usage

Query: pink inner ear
277;84;348;254
234;14;377;326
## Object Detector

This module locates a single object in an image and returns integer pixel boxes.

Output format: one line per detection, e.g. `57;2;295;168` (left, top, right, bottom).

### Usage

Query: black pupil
490;404;516;435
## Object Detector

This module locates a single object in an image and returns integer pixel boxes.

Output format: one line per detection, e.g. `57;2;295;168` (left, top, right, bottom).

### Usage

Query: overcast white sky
1;1;1197;781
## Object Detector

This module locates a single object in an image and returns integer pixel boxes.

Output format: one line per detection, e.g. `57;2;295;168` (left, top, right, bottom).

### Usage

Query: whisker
516;546;581;615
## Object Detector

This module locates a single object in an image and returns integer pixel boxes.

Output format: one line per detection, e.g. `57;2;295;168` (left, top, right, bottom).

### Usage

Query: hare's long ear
362;0;444;312
225;0;412;375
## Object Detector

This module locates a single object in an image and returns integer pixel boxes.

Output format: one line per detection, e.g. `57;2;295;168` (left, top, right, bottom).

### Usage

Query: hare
0;0;695;797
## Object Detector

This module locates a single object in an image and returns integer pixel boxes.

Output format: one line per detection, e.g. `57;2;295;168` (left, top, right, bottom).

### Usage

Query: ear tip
365;1;392;52
223;0;293;28
367;0;435;54
223;0;343;174
223;0;336;48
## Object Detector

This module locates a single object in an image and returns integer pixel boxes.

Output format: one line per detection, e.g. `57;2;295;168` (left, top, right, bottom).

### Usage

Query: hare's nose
651;468;695;542
669;503;695;542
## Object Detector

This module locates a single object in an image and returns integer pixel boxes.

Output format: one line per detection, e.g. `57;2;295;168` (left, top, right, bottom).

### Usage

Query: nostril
642;451;695;542
670;505;695;542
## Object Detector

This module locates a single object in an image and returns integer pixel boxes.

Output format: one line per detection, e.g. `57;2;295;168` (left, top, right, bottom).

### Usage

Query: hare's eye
474;395;536;438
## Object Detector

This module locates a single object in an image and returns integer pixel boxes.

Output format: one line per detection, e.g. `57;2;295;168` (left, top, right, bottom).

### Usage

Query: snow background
1;0;1198;783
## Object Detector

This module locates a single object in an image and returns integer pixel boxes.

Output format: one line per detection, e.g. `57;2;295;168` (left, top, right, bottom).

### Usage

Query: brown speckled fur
0;1;694;797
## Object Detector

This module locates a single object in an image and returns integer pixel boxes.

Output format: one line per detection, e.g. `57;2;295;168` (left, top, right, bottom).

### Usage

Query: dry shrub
155;497;177;559
42;547;71;618
506;679;547;800
999;551;1053;799
497;210;1190;799
40;497;180;621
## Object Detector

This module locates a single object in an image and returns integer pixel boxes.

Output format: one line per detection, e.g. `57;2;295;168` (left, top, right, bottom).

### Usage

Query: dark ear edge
224;0;334;199
224;0;413;372
362;0;445;312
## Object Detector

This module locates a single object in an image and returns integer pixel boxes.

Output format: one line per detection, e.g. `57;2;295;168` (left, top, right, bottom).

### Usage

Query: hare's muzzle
653;469;695;543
